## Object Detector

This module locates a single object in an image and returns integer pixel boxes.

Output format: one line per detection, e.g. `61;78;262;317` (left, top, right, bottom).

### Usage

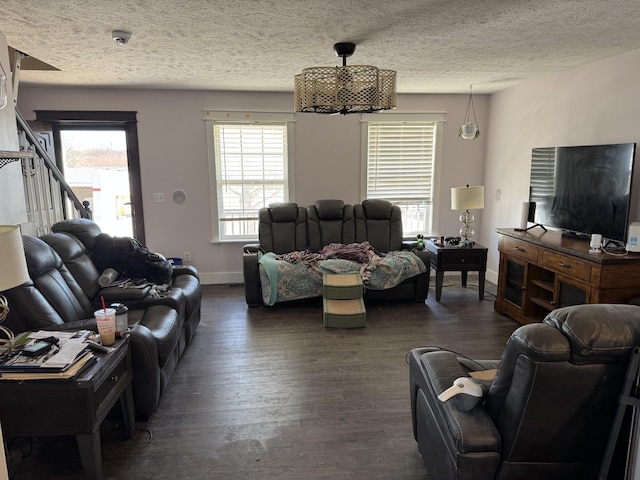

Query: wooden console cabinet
495;228;640;324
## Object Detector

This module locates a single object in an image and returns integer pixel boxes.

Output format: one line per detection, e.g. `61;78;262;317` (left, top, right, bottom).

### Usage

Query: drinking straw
101;295;107;314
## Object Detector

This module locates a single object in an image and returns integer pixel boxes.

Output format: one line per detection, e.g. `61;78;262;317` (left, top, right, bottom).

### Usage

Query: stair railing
14;109;91;236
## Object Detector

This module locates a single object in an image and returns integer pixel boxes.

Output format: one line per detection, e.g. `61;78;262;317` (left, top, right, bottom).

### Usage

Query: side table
0;336;135;479
425;241;488;302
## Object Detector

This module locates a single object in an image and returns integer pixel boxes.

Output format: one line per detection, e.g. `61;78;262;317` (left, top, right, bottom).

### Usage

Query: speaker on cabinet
589;234;602;253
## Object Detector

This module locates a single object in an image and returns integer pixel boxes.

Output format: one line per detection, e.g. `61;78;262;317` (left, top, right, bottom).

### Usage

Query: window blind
530;147;557;202
366;122;437;234
367;123;436;203
213;123;288;239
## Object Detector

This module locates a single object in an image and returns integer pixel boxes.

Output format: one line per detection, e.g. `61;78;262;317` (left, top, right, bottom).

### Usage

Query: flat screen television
528;143;636;243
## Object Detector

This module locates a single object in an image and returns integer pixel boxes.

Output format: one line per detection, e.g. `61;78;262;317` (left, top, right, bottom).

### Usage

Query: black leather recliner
409;303;640;480
243;199;430;306
3;235;183;418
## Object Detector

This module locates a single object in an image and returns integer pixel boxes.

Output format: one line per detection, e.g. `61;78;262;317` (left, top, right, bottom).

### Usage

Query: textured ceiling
3;0;640;94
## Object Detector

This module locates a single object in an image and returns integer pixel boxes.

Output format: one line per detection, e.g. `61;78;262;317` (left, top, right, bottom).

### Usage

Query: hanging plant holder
459;85;480;139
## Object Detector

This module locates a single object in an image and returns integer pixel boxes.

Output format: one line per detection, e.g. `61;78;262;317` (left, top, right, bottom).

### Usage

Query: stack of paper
0;330;97;380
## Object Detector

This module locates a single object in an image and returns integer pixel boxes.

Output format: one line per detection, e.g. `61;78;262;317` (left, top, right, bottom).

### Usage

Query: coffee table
0;336;135;479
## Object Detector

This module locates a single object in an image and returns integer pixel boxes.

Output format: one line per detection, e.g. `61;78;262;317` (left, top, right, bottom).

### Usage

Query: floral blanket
258;242;427;306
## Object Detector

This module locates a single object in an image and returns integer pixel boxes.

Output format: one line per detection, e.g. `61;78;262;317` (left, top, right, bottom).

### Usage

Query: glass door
59;129;133;237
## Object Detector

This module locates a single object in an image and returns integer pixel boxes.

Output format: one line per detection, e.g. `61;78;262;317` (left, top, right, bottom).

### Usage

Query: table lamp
451;185;484;247
0;225;29;351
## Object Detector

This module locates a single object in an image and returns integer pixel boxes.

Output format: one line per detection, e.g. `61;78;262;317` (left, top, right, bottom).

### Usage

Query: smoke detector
112;30;132;46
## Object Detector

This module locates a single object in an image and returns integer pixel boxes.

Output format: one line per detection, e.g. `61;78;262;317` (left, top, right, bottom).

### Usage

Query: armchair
409;303;640;480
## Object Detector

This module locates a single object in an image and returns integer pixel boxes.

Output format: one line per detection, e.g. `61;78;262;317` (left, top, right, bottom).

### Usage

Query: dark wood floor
8;275;520;479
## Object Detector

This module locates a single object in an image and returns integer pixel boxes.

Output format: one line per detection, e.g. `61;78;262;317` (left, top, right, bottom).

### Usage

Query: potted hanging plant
459;85;480;140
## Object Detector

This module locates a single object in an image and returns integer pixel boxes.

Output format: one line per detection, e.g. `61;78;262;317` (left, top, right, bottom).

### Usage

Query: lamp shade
451;185;485;210
0;225;29;292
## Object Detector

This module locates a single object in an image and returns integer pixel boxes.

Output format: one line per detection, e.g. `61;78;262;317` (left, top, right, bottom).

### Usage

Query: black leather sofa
3;219;202;419
243;199;430;306
409;303;640;480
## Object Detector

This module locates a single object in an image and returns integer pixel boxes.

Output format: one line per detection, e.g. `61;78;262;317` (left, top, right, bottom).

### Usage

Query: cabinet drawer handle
558;262;571;269
514;246;525;252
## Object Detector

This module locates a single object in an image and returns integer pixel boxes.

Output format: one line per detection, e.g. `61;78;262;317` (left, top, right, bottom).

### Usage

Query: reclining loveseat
409;303;640;480
2;219;202;419
243;199;430;307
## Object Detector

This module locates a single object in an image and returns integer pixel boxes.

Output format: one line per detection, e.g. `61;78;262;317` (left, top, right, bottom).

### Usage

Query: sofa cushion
259;203;308;254
314;199;346;220
354;199;403;252
360;199;394;220
308;200;355;250
41;232;102;301
21;235;95;322
51;218;102;251
543;303;640;363
268;202;300;222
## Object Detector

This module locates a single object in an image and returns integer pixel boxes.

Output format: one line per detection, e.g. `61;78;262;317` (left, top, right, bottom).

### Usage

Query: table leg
479;271;485;301
120;384;136;437
76;429;102;479
461;271;468;287
435;270;444;302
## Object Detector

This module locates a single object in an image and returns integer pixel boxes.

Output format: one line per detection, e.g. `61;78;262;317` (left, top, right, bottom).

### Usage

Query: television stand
514;223;547;233
494;228;640;325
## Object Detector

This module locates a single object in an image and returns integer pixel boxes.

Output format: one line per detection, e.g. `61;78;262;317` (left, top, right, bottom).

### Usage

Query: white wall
16;88;487;283
482;47;640;283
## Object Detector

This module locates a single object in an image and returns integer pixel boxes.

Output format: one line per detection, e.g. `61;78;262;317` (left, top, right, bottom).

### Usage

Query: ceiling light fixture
294;42;397;115
459;84;480;139
111;30;132;46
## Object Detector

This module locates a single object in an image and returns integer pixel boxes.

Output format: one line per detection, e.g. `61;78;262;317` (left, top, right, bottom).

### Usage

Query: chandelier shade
294;43;397;115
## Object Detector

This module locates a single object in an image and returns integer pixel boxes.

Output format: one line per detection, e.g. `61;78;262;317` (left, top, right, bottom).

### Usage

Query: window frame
360;113;445;236
205;110;295;242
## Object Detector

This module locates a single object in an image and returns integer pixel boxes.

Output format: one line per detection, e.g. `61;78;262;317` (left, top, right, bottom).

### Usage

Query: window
206;111;294;241
363;114;444;235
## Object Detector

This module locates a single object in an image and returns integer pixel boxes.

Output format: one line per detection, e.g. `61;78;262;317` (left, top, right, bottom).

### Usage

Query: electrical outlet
183;251;191;262
153;193;164;203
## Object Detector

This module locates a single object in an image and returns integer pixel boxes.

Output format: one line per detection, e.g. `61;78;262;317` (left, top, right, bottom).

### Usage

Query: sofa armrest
402;240;418;250
127;324;161;419
41;318;98;332
172;264;199;279
243;252;263;307
243;243;262;254
96;285;152;309
409;348;500;449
